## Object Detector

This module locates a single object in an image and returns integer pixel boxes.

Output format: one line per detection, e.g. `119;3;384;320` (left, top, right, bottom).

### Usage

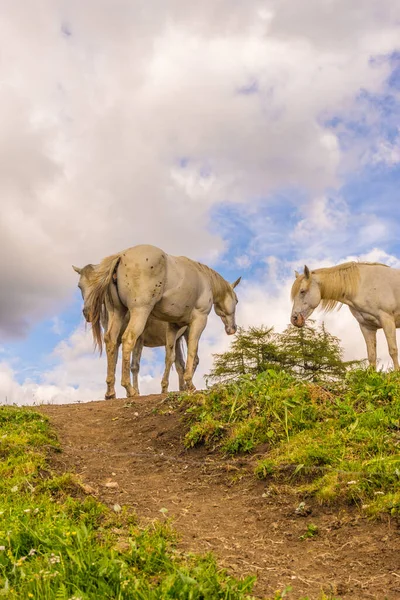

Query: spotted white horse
75;244;240;397
73;263;199;398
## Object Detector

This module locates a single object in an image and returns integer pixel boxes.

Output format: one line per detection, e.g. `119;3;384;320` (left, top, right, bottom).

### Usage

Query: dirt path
40;395;400;600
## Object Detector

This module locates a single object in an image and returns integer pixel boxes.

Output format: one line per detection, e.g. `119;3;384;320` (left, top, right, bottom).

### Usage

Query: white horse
73;263;199;398
290;262;400;369
76;244;240;397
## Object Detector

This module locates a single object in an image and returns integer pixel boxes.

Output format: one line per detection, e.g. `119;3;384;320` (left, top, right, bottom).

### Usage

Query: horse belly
151;295;193;325
361;314;381;328
153;257;204;324
350;307;381;329
142;316;168;347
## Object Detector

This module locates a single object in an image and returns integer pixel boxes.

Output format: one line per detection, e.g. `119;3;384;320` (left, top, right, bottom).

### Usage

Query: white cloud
290;195;351;259
0;0;398;338
51;317;64;336
371;136;400;166
0;325;174;405
0;360;104;406
235;255;252;269
346;248;400;268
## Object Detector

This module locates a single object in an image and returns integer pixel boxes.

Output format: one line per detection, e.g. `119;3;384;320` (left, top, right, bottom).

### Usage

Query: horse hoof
105;393;116;400
126;387;139;398
185;383;196;393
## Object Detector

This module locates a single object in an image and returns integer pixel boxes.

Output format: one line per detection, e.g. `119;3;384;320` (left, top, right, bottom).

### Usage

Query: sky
0;0;399;405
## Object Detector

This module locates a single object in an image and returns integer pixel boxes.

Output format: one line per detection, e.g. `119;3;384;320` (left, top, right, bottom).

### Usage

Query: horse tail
182;329;188;364
86;252;122;354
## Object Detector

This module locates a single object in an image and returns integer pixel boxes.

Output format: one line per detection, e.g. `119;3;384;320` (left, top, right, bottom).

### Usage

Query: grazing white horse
73;263;199;398
290;262;400;370
76;244;240;397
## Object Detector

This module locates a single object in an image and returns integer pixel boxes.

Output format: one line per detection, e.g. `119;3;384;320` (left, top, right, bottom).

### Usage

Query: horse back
115;245;167;309
153;255;213;323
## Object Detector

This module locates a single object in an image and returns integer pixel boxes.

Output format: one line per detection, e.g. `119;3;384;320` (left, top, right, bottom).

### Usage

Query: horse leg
184;314;208;392
161;324;181;394
183;329;199;378
174;336;186;391
359;324;377;369
131;335;144;396
104;311;125;399
121;308;152;397
380;314;399;370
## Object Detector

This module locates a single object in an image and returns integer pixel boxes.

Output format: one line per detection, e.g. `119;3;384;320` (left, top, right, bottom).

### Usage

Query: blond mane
291;261;388;312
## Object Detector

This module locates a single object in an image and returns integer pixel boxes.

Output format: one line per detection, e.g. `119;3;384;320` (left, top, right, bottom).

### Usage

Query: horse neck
203;266;229;303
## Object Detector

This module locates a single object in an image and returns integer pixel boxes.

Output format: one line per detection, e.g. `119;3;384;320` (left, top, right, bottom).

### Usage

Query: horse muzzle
291;313;305;328
225;324;237;335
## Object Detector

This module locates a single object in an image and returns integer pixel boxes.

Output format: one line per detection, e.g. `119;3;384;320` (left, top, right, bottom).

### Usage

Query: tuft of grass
179;368;400;516
299;524;319;540
0;406;257;599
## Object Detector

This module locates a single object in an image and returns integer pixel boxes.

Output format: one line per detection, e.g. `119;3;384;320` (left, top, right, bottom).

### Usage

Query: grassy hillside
181;369;400;517
0;407;256;599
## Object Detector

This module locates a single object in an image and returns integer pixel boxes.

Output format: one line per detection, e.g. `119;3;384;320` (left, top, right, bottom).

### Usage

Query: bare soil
40;395;400;600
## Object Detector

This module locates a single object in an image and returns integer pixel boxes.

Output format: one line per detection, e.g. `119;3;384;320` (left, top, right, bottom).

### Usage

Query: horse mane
85;252;122;353
191;260;232;301
316;262;361;311
291;261;389;312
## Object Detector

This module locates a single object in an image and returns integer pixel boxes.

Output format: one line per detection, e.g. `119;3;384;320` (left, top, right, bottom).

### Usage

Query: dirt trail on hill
40;395;400;600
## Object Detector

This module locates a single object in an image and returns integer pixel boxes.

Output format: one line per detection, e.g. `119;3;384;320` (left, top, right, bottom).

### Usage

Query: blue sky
0;1;399;403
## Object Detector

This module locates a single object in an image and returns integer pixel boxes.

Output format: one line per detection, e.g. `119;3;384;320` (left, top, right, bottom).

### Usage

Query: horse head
214;276;241;335
290;266;321;327
72;264;96;322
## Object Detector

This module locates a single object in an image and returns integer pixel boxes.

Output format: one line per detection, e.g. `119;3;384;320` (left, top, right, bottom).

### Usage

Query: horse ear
295;270;300;278
231;276;242;289
304;265;310;279
72;265;82;275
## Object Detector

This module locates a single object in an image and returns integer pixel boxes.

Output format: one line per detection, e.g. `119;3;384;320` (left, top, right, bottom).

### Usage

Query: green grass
0;406;257;599
180;368;400;516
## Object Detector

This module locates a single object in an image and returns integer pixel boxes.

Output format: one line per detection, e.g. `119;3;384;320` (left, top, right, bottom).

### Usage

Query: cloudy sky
1;0;399;404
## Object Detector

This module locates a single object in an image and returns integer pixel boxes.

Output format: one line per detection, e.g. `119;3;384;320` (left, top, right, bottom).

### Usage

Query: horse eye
300;290;306;295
